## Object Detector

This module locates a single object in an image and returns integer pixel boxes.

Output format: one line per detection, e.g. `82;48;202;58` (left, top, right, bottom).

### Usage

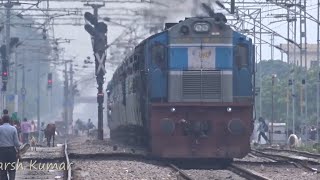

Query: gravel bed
184;169;246;180
16;160;65;179
235;153;274;163
68;137;147;156
72;159;176;180
22;146;64;159
238;164;319;180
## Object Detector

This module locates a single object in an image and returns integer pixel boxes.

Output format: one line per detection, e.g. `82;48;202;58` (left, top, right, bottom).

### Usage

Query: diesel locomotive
107;13;255;159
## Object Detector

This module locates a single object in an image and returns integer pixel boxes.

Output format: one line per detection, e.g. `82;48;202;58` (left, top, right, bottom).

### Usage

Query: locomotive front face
149;16;254;159
167;17;234;103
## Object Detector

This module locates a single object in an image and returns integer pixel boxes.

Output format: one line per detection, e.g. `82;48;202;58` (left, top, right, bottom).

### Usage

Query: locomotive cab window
151;43;166;69
235;44;249;68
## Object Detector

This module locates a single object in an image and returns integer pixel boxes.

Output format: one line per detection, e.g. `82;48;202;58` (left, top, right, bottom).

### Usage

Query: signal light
2;71;8;82
288;79;292;85
302;79;305;85
47;73;52;88
84;12;98;26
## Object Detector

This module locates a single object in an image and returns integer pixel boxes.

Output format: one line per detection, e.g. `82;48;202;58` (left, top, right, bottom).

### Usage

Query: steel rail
64;140;72;180
227;164;271;180
233;160;291;166
168;164;194;180
260;147;320;159
252;150;320;173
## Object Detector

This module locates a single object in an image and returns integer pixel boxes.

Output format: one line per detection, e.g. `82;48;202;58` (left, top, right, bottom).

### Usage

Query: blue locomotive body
107;15;255;159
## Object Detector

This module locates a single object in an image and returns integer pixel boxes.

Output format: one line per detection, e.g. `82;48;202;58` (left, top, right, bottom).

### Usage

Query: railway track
16;140;71;180
169;164;194;180
251;149;320;173
258;147;320;160
168;161;272;180
40;136;317;180
227;164;271;180
68;137;279;180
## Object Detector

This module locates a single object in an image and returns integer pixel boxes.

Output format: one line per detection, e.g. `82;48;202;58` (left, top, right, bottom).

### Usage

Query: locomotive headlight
170;107;176;113
227;107;232;112
194;22;210;32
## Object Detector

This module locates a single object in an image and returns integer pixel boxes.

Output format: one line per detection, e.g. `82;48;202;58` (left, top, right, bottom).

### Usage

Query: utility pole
84;2;108;140
286;5;290;136
63;61;69;135
3;1;12;110
299;0;307;124
21;51;26;119
1;0;20;110
292;0;297;136
47;72;53;115
258;9;262;118
37;59;40;139
317;0;320;143
271;74;277;144
69;63;74;135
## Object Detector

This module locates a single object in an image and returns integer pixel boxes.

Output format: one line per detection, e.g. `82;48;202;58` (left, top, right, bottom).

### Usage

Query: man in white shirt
0;115;21;180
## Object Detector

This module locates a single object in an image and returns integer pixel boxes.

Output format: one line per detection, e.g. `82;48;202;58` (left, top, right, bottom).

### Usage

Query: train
106;13;255;160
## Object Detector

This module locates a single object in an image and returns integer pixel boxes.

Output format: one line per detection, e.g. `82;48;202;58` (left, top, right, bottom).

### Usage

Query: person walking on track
0;115;21;180
257;117;270;144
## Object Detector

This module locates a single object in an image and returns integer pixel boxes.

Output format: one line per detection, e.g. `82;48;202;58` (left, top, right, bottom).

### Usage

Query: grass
295;143;320;154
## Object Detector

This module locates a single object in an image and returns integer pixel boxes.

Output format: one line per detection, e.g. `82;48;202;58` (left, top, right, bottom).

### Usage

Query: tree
255;60;319;128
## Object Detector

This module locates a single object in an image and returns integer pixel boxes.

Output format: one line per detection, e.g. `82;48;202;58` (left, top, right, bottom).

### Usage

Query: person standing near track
0;115;21;180
2;109;9;116
20;118;31;144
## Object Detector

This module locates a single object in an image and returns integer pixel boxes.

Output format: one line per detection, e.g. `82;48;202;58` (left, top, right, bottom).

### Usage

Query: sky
9;0;320;125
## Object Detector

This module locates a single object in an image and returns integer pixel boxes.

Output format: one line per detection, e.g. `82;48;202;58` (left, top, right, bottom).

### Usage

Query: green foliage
255;60;319;128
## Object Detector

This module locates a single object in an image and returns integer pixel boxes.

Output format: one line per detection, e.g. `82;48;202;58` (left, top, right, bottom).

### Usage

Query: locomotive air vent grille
182;71;221;100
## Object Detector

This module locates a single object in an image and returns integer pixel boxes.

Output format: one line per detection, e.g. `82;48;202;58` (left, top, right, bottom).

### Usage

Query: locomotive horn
214;13;227;24
201;3;215;17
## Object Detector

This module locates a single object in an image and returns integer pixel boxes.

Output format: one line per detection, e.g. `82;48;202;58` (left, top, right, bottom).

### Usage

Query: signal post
84;3;107;140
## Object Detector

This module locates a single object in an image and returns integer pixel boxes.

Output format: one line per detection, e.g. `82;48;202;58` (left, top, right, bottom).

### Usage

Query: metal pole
299;0;303;120
14;49;18;115
14;50;17;95
272;75;275;144
22;51;25;119
253;18;257;121
69;63;73;134
292;0;297;136
303;0;308;123
64;62;68;135
94;7;105;141
48;88;52;114
84;3;106;140
317;0;320;143
286;6;290;137
271;33;274;61
3;0;12;109
259;9;262;118
37;59;40;139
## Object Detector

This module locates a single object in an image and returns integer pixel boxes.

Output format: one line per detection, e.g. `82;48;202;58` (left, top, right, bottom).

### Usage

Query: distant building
279;44;319;69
